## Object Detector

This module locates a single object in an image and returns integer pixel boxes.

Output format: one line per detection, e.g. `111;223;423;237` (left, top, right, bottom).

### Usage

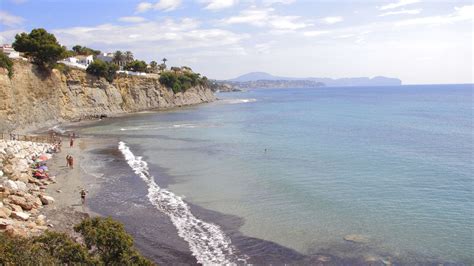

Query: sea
69;84;473;265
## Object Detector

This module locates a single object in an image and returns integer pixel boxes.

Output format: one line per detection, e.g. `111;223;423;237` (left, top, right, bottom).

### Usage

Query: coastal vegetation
0;52;14;78
86;59;119;82
12;28;67;69
71;45;101;56
0;217;153;265
159;70;208;93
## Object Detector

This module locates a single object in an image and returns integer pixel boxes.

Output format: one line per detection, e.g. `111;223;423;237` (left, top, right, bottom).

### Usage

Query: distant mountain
229;72;402;87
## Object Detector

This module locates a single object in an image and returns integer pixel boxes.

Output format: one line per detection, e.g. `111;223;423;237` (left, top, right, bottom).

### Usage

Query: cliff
0;61;216;132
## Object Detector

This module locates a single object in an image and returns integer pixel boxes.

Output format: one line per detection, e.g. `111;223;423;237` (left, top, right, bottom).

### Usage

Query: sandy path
42;138;92;233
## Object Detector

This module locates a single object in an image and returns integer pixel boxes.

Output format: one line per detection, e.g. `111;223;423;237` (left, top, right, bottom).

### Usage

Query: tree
86;59;119;82
113;50;124;66
124;60;147;72
162;58;167;68
12;28;67;68
124;51;134;63
0;51;14;78
149;61;158;73
71;45;100;56
74;217;153;265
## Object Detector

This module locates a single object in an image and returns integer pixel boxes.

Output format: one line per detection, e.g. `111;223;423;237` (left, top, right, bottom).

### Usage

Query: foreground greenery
0;217;153;265
159;70;208;93
0;52;14;78
13;28;67;69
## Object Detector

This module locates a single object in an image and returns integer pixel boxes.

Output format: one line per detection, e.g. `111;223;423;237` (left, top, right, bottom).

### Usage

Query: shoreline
39;115;469;265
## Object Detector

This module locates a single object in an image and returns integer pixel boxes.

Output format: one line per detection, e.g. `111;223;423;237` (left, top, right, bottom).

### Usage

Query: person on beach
68;155;74;169
66;155;71;167
80;189;88;205
70;137;74;148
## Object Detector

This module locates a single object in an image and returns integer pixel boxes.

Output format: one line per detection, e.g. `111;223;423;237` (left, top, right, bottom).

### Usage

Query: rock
343;234;369;244
8;203;23;212
3;180;18;191
56;189;62;193
0;170;3;177
15;181;28;192
2;164;13;175
9;195;34;211
27;222;37;229
35;215;46;226
11;211;30;221
0;218;13;229
0;207;12;218
5;225;28;238
40;195;55;205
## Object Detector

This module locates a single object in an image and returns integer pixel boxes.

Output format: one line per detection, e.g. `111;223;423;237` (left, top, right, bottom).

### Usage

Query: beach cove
61;84;473;265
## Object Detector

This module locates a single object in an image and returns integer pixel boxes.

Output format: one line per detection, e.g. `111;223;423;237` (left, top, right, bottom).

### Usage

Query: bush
54;63;71;75
124;60;147;72
74;217;153;265
12;28;67;69
0;217;153;265
0;51;13;78
86;59;119;82
159;70;206;93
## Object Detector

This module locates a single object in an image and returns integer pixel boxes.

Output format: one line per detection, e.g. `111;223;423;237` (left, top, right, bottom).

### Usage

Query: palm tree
113;51;123;66
162;58;167;66
125;51;134;63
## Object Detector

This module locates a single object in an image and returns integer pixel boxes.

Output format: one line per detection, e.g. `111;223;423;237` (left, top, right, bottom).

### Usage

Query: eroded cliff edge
0;61;216;131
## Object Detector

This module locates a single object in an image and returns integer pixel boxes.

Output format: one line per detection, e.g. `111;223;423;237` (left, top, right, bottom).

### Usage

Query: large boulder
40;195;55;205
11;211;30;221
0;207;12;218
3;180;18;190
9;195;34;211
15;181;28;192
0;218;13;229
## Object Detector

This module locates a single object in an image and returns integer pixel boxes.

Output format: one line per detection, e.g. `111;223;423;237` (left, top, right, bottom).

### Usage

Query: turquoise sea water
79;84;473;263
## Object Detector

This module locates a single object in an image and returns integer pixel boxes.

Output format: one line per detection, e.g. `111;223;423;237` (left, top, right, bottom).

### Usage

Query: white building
58;55;93;69
96;52;114;63
0;44;21;59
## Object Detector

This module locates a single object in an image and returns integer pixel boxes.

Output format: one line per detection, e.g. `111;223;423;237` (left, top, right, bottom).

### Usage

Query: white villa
1;44;21;59
96;52;114;63
58;55;94;69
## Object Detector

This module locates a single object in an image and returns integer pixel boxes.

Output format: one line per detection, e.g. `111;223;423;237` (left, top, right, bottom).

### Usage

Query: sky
0;0;473;84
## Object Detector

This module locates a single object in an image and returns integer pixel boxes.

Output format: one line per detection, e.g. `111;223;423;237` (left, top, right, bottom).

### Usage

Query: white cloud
379;9;421;16
223;7;311;30
201;0;238;10
263;0;296;5
53;18;247;53
118;16;147;23
136;0;181;13
395;5;474;26
303;30;330;37
0;28;24;43
320;16;343;24
0;11;24;27
379;0;420;10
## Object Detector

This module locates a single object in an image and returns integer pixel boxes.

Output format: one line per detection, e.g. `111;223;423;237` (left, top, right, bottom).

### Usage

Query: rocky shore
0;139;56;237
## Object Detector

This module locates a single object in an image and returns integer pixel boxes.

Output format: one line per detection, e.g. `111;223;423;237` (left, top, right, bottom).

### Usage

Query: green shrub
74;217;153;265
159;70;207;93
0;217;154;266
124;60;148;72
0;51;14;78
86;59;119;82
54;63;72;75
12;28;67;69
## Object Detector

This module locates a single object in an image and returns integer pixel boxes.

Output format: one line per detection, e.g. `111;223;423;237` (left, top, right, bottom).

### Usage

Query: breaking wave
221;98;257;104
118;141;247;264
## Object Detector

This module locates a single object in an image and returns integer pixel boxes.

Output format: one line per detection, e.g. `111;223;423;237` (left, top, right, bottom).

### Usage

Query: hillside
0;61;215;132
230;72;402;87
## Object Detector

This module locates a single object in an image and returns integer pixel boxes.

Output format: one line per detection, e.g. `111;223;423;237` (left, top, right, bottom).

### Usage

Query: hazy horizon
0;0;473;84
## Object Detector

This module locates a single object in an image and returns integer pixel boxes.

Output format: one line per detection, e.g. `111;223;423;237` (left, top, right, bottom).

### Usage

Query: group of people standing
65;133;75;169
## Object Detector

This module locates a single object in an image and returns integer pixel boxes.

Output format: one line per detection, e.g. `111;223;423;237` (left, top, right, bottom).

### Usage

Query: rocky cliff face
0;61;216;132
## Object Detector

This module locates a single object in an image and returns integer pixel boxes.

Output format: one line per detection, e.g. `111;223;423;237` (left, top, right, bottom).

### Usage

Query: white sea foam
50;125;66;134
221;98;257;104
118;141;247;265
